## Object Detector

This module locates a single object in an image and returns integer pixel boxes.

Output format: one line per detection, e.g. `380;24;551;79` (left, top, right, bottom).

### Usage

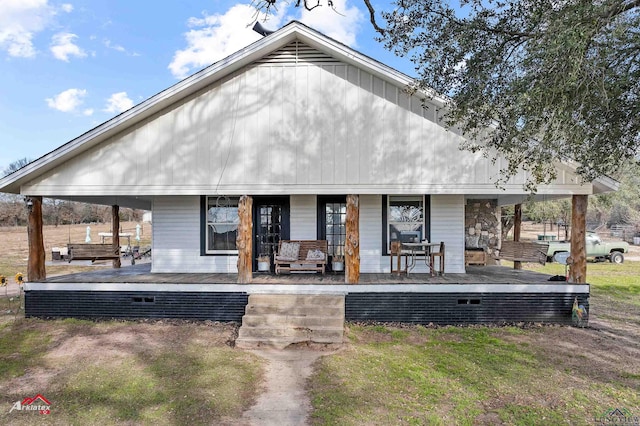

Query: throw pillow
306;249;325;261
278;242;300;261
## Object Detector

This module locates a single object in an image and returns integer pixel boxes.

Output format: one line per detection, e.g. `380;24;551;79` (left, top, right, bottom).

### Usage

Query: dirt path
240;348;334;426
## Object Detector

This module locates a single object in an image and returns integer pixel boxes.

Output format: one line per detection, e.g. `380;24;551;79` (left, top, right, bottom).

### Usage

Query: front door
253;197;290;272
318;196;347;272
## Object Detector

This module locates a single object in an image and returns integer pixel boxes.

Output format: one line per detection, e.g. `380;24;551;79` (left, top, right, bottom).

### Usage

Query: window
205;196;239;253
386;196;426;253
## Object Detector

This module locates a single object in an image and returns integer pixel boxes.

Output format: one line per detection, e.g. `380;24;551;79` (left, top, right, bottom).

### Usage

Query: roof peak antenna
252;21;275;37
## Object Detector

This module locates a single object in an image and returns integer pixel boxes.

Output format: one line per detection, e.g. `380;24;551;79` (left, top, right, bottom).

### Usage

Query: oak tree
257;0;640;188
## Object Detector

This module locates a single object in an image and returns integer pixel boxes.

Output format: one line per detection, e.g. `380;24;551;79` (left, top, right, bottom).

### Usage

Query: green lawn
522;260;640;308
309;323;639;425
308;261;640;425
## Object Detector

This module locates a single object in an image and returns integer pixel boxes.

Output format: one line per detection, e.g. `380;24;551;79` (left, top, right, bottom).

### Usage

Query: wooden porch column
345;194;360;284
569;195;588;283
237;195;253;284
513;203;522;270
112;205;121;268
27;196;46;281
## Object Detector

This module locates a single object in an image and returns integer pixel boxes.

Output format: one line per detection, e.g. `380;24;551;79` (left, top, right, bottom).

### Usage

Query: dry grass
0;221;152;280
0;222;266;425
0;318;262;425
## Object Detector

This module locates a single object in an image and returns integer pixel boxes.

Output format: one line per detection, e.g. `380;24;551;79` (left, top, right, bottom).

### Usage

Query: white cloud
0;0;52;58
168;5;284;79
169;1;364;80
104;92;134;114
83;108;94;116
104;39;125;52
298;0;363;46
50;32;86;61
103;39;139;56
0;1;80;58
45;88;87;112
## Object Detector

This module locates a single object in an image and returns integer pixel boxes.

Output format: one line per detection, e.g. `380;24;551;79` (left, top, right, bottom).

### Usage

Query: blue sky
0;0;415;172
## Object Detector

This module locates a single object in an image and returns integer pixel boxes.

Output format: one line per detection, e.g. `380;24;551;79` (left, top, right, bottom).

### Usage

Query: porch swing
494;199;549;265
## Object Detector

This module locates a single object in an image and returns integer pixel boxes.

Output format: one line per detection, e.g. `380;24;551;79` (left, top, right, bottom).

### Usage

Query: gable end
255;40;338;65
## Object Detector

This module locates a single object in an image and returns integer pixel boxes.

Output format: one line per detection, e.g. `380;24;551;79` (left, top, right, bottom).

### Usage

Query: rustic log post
112;205;121;269
345;194;360;284
27;196;46;281
569;195;588;283
513;203;522;270
237;195;253;284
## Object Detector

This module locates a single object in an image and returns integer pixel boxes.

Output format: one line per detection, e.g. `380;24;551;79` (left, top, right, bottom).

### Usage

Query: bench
67;244;120;263
274;240;328;275
495;241;548;265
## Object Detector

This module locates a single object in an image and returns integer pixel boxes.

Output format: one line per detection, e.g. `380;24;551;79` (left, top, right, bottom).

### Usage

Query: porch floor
40;263;560;285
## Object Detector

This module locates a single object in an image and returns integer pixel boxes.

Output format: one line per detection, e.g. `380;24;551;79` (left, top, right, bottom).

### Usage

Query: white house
0;22;605;331
0;21;615;276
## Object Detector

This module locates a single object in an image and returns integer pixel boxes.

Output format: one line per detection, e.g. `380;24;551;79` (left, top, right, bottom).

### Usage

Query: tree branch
604;0;640;19
362;0;386;35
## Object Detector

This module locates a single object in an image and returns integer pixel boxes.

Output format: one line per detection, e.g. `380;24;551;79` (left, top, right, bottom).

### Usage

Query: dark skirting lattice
345;292;589;325
25;291;248;321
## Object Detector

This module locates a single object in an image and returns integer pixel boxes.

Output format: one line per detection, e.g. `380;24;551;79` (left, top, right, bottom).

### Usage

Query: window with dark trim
382;195;430;254
202;195;240;254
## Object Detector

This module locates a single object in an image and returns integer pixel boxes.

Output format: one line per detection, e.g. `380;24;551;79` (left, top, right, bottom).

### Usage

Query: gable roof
0;21;618;201
1;21;440;195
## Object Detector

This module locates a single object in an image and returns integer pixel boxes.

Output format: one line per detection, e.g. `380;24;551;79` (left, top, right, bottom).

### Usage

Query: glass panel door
318;196;347;272
253;197;289;272
325;202;346;259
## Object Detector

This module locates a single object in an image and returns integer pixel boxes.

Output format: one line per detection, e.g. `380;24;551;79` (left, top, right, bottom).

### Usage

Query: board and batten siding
20;41;593;198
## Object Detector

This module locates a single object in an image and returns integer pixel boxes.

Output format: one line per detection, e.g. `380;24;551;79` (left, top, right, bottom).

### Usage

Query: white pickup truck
544;232;630;263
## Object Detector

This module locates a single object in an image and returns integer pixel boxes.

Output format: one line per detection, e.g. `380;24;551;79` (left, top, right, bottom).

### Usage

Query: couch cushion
278;242;300;261
306;249;325;261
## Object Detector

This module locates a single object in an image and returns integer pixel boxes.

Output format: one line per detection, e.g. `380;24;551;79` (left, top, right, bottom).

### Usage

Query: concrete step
242;314;344;329
245;304;344;317
247;294;345;308
237;326;344;342
235;337;343;350
235;337;297;350
236;293;346;349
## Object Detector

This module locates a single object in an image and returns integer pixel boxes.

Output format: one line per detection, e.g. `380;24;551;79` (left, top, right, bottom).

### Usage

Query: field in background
519;221;640;260
0;221;151;280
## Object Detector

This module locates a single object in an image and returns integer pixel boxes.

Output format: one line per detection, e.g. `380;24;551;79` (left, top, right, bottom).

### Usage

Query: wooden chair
429;242;445;276
390;241;407;275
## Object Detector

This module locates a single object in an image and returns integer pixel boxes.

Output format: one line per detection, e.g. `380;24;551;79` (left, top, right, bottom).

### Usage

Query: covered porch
24;264;589;326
